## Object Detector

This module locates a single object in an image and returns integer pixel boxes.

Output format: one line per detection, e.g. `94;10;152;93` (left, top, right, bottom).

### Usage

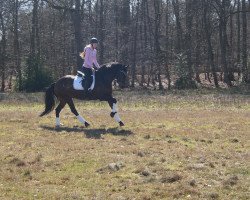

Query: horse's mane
97;62;119;73
99;62;118;70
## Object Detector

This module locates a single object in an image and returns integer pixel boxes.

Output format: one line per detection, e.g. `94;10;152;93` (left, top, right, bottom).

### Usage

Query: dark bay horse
40;63;128;127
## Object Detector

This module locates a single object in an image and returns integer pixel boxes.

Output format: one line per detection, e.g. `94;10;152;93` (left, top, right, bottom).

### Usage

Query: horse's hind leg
67;98;90;127
55;100;66;127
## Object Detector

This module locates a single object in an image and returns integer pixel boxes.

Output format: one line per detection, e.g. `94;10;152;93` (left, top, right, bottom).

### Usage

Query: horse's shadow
40;125;134;139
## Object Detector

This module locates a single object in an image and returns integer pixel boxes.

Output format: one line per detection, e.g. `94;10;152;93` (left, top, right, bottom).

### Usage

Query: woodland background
0;0;249;92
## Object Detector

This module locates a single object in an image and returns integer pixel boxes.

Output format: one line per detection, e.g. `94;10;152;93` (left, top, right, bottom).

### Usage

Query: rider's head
90;37;98;49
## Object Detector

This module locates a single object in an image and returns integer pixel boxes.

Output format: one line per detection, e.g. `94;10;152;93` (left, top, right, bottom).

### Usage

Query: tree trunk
185;0;194;80
131;0;139;88
237;0;241;77
194;22;201;83
154;0;163;90
165;0;171;89
0;11;6;91
218;5;231;86
98;0;105;64
13;0;22;90
27;0;40;82
242;0;248;82
71;0;83;73
141;65;145;86
30;0;39;56
140;0;149;87
138;1;144;87
172;0;183;53
219;23;231;86
228;7;234;81
114;0;119;61
203;0;218;87
120;0;130;65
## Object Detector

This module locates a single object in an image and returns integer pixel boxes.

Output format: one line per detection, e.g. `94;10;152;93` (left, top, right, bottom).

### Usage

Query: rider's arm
93;50;100;69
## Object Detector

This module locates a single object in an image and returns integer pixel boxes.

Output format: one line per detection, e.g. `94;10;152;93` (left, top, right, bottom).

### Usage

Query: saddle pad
73;76;84;90
73;74;95;91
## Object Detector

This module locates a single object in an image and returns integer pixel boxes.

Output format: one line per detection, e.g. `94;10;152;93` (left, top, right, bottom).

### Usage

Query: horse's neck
98;68;116;84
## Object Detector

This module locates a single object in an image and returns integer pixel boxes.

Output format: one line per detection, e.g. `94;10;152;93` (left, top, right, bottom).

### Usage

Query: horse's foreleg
55;100;66;127
108;97;124;126
67;98;90;127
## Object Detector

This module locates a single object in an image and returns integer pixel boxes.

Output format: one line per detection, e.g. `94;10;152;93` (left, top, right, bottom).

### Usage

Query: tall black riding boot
82;67;92;96
84;76;92;96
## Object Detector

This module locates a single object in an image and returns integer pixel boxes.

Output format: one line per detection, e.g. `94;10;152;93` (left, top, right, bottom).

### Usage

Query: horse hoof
119;121;125;126
85;122;90;127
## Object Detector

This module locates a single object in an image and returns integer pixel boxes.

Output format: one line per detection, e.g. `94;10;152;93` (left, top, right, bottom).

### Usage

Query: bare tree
203;0;219;87
165;0;171;89
97;0;105;64
131;0;139;88
0;4;6;91
236;0;241;75
214;0;232;86
42;0;84;73
13;0;22;90
154;0;163;90
185;0;194;80
242;0;248;82
172;0;183;53
120;0;130;65
1;0;249;91
30;0;40;56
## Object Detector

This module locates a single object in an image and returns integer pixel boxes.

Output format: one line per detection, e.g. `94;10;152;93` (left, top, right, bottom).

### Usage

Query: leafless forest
0;0;249;91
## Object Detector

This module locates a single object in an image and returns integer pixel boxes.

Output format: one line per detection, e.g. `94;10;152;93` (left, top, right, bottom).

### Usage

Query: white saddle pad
73;72;95;91
73;76;84;90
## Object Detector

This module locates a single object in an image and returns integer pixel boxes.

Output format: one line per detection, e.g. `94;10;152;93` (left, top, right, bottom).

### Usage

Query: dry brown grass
0;89;249;199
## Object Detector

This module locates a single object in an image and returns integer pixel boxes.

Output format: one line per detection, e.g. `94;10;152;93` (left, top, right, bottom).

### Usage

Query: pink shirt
83;45;100;69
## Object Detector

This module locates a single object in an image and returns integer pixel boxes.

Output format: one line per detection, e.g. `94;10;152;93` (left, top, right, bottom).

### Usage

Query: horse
39;63;128;127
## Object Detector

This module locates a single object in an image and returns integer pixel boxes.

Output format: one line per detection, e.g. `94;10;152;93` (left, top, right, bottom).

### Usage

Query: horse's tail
39;83;56;117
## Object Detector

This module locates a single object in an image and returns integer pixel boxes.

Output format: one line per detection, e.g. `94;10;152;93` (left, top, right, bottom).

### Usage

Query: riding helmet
90;37;98;44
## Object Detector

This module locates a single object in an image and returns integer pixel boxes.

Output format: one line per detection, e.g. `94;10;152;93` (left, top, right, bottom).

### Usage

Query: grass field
0;89;249;200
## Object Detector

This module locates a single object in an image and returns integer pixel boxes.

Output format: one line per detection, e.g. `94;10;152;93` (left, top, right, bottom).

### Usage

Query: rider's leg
83;68;92;92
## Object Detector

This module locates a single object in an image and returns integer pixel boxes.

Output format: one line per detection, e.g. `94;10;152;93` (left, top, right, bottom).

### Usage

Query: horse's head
115;64;128;89
99;63;128;88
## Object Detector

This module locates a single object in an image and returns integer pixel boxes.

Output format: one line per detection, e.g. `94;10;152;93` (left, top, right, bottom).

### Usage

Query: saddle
73;71;95;91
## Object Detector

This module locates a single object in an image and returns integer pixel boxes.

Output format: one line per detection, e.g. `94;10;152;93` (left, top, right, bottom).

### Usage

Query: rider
80;37;100;94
